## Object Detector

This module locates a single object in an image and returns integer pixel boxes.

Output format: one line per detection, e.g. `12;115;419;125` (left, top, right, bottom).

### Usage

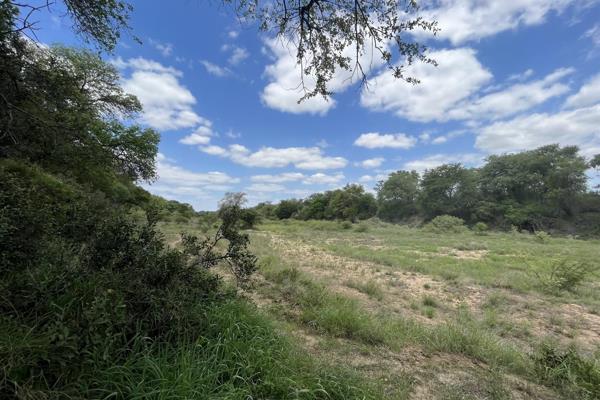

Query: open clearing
161;218;600;399
249;220;600;399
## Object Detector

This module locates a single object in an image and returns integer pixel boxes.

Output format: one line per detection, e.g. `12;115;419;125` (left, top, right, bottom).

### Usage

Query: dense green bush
473;222;489;235
240;208;260;229
423;215;467;234
535;230;551;243
0;162;262;395
341;220;353;229
275;199;303;219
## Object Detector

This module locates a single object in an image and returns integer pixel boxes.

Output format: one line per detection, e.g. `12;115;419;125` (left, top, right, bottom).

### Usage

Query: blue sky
30;0;600;210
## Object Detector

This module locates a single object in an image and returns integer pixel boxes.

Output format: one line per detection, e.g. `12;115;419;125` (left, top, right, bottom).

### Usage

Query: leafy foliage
7;0;135;51
0;162;227;395
376;170;420;222
473;222;489;235
420;163;479;221
267;145;600;236
0;39;157;188
535;230;550;243
182;193;257;287
535;260;593;293
423;215;467;234
269;184;377;222
0;8;262;397
229;0;438;101
370;145;600;235
275;198;303;219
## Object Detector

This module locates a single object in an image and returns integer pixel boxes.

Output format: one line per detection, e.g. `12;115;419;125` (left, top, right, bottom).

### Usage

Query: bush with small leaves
341;221;353;230
473;222;489;235
535;230;550;243
239;208;260;229
535;260;593;293
423;215;467;234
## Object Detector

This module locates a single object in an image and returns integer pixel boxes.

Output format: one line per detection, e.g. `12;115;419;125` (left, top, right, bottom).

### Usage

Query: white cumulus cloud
448;68;574;121
361;48;492;122
200;144;347;170
420;0;586;45
302;172;345;185
200;60;232;77
114;57;204;131
261;35;385;115
356;157;385;168
475;104;600;156
354;133;417;149
564;73;600;109
251;173;306;183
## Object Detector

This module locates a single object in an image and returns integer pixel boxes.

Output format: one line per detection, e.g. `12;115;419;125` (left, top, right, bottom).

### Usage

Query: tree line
253;145;600;236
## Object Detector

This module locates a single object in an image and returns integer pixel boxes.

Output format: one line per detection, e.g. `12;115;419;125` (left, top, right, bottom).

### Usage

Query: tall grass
1;299;382;399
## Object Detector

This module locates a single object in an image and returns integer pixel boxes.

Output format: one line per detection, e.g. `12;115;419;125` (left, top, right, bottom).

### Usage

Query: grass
246;219;600;399
1;298;384;399
422;295;439;308
253;236;531;374
346;279;385;301
152;218;600;399
260;219;600;306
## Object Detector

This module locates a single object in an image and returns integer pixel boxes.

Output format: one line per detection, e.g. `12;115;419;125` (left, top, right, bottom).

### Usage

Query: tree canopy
8;0;438;101
376;170;419;222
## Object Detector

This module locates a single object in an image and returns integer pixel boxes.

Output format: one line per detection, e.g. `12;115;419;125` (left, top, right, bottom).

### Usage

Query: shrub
535;260;592;293
239;208;260;229
473;222;489;235
354;223;369;232
341;221;353;230
535;230;550;243
424;215;467;234
422;295;438;308
175;213;190;224
423;307;436;319
0;167;257;396
275;199;302;219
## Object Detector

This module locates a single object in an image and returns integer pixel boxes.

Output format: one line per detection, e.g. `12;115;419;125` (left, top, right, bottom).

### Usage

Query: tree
479;145;588;220
230;0;438;101
376;170;420;221
5;0;135;51
299;192;331;220
182;193;257;286
419;164;479;221
0;36;158;189
326;184;377;221
253;201;277;219
276;199;302;219
591;154;600;190
591;154;600;170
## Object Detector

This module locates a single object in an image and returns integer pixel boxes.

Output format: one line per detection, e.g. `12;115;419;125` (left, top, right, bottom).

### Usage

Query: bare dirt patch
266;234;450;323
261;233;600;354
288;327;559;400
